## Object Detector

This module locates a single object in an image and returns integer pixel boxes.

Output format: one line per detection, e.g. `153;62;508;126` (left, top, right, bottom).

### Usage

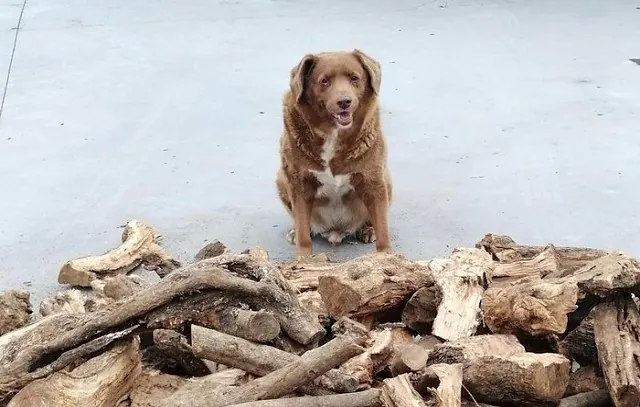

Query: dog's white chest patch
310;132;353;199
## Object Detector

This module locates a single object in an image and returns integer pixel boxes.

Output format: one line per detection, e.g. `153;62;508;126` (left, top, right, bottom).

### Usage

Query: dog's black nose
337;97;352;109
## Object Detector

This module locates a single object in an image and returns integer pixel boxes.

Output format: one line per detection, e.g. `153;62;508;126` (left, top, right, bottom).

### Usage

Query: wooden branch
153;329;211;376
593;295;640;407
401;285;441;334
427;334;524;365
558;390;612;407
58;219;180;286
427;363;463;407
224;389;385;407
462;352;570;406
0;290;31;335
318;253;435;318
39;289;89;316
163;335;364;407
298;290;330;327
8;339;141;407
190;325;358;395
475;234;607;273
487;245;562;285
482;276;578;335
382;373;427;407
427;248;492;341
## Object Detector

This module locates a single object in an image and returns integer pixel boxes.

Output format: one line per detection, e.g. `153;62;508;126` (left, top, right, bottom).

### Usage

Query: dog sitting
276;49;392;258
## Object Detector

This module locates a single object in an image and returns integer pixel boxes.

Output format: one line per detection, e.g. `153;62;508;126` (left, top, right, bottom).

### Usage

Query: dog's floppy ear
353;49;381;95
289;54;316;102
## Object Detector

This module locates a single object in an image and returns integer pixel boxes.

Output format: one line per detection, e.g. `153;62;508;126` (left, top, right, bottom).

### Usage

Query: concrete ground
1;0;639;305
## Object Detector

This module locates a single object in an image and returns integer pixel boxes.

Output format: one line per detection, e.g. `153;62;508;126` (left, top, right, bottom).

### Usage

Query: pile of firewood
0;219;638;407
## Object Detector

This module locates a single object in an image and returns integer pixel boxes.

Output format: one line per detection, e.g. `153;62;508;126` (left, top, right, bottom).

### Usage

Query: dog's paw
356;225;376;244
286;228;296;245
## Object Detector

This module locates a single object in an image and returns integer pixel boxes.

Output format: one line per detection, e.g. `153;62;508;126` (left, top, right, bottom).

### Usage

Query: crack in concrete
0;0;28;124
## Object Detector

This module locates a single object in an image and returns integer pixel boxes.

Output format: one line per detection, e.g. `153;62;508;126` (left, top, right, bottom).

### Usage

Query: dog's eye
320;78;330;86
350;74;360;82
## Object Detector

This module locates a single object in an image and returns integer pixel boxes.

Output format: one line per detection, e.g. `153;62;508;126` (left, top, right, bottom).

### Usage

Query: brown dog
276;49;392;258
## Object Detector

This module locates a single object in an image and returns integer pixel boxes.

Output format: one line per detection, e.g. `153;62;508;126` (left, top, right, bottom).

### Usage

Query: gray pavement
1;0;639;306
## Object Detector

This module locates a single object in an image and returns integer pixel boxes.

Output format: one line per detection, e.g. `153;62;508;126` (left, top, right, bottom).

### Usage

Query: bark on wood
390;344;429;375
224;389;385;407
382;373;428;407
280;253;336;292
190;325;358;395
560;312;598;366
331;317;370;343
558;390;612;407
194;240;229;262
58;219;180;286
462;352;571;406
299;290;330;327
565;365;607;397
128;372;188;407
163;335;364;407
487;245;562;285
101;274;151;301
153;329;211;376
401;285;441;334
426;363;463;407
592;295;640;407
317;253;435;318
427;334;524;365
0;250;323;399
571;252;640;298
39;289;89;316
475;234;607;273
427;248;492;341
8;339;141;407
482;275;579;335
0;290;31;335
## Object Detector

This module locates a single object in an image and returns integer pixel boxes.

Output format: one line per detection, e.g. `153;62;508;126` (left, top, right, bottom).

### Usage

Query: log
39;289;88;316
280;253;336;292
560;312;598;366
482;276;578;335
317;252;436;318
58;219;180;286
224;389;385;407
462;352;571;406
427;248;492;341
0;289;31;335
487;245;562;285
153;329;211;376
571;252;640;298
190;325;358;395
401;285;441;334
0;250;323;399
331;317;370;342
558;390;612;407
102;274;151;300
592;295;640;407
426;363;463;407
475;234;607;273
565;365;607;397
427;334;524;365
163;335;364;407
194;240;229;262
299;290;330;327
382;373;427;407
390;344;429;375
129;372;188;407
8;339;141;407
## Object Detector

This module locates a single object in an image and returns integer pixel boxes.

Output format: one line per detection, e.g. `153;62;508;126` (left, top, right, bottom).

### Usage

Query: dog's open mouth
332;111;353;127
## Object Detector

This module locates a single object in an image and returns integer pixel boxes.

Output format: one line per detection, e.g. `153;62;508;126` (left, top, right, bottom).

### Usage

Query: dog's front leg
355;175;392;253
291;191;314;258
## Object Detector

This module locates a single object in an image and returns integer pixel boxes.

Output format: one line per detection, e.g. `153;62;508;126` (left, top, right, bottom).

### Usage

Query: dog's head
289;50;381;130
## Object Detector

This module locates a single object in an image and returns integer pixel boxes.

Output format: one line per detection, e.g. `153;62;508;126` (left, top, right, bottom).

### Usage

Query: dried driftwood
0;290;31;335
58;219;180;286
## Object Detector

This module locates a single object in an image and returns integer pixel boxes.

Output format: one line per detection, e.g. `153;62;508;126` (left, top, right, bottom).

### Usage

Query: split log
318;252;435;318
427;334;524;365
382;373;427;407
425;363;463;407
153;330;211;376
0;249;323;399
194;240;229;262
462;352;570;406
560;312;598;366
224;389;385;407
592;295;640;407
427;248;492;341
390;344;429;375
58;219;180;286
280;253;336;292
564;365;607;397
486;245;562;285
0;289;31;335
558;390;612;407
401;285;441;334
571;252;640;298
298;290;330;327
8;339;141;407
39;289;89;316
475;234;607;273
190;325;359;395
482;275;578;335
162;335;364;407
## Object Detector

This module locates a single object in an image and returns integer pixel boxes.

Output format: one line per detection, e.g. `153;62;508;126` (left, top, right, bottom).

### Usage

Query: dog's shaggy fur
276;49;392;258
